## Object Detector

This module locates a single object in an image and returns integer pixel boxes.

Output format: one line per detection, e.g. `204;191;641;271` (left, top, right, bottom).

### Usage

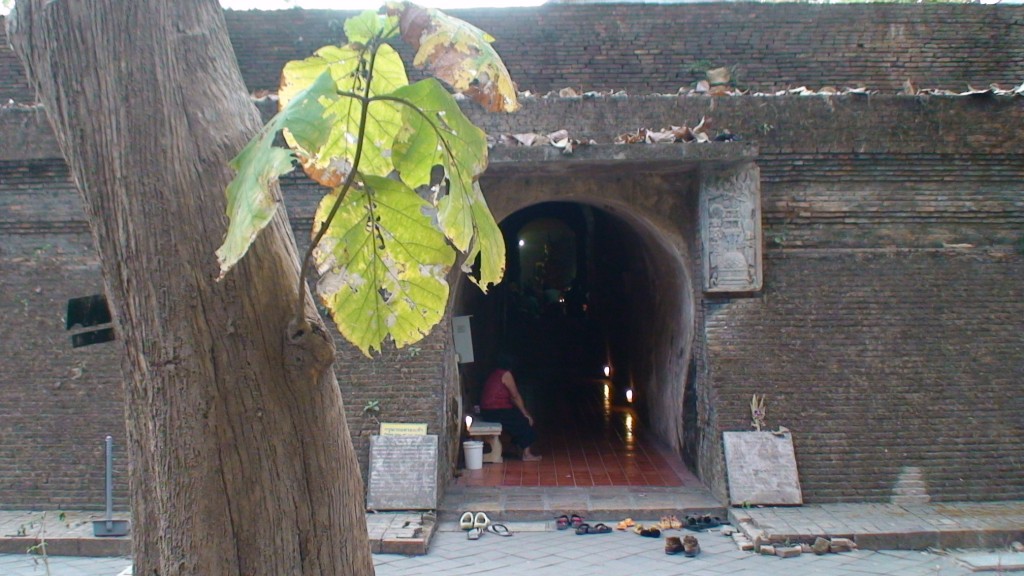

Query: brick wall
222;5;1024;96
706;250;1024;502
3;5;1023;104
1;6;1022;506
0;236;128;510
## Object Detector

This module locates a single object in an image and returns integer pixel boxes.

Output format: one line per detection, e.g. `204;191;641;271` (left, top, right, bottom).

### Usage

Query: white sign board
723;431;803;506
452;315;474;363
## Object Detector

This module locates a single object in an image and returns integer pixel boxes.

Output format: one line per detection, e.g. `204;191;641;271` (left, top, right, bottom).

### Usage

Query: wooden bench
467;421;503;464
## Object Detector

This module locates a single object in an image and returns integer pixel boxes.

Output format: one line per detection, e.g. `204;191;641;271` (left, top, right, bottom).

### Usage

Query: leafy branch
292;37;381;339
216;2;519;356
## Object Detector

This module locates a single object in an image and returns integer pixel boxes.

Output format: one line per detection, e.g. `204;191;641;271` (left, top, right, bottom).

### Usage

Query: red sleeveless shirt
480;369;514;410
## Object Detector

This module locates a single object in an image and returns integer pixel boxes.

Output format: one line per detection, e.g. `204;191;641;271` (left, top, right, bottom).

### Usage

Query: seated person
479;355;541;461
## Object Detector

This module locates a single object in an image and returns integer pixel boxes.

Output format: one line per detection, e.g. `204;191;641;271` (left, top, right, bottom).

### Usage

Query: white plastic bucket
463;440;484;470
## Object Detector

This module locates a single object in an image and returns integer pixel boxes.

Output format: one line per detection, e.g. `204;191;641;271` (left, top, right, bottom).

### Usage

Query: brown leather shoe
683;534;701;557
665;536;684;555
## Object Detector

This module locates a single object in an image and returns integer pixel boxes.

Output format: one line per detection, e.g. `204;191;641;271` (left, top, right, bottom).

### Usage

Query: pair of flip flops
555;514;585;530
459;511;490;530
468;524;514;540
575;522;612;535
658;515;683;530
461;512;514;539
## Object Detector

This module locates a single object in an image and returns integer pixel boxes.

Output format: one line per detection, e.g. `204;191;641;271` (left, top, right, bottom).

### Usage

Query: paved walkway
2;520;1020;576
1;502;1021;575
735;501;1024;550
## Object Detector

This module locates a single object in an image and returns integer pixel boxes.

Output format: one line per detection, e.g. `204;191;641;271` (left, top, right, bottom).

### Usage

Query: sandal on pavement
555;514;570;530
570;514;584;529
467;527;483;540
574;523;591;535
473;512;491;529
487;524;513;537
615;518;635;530
632;524;661;537
590;523;612;534
459;512;474;531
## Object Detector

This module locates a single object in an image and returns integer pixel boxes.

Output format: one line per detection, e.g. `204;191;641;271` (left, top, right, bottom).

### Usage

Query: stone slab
956;552;1024;572
366;435;438;511
723;431;803;506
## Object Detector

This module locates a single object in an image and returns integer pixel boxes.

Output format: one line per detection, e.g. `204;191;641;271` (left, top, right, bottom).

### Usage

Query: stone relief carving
700;163;762;293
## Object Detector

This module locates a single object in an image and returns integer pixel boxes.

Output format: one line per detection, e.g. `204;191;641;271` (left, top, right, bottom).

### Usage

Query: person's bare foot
522;449;542;462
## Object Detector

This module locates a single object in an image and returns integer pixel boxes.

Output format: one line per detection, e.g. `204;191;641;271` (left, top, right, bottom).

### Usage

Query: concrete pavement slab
956;551;1024;572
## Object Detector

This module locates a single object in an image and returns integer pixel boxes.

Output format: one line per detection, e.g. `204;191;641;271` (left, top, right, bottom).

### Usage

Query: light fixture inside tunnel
603;365;611;378
518;239;525;247
626;388;634;403
465;415;473;429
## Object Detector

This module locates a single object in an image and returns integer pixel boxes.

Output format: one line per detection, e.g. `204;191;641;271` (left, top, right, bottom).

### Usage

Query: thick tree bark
9;1;374;574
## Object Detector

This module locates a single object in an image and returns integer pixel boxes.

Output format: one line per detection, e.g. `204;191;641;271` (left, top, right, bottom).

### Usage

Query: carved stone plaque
723;431;803;506
700;163;763;293
367;435;438;510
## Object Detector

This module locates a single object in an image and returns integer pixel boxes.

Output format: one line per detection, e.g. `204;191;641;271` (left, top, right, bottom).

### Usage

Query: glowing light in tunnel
603;365;611;378
465;415;473;429
518;239;525;247
626;388;634;403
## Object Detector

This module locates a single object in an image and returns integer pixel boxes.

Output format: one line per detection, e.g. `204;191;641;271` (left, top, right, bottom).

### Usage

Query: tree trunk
8;1;374;574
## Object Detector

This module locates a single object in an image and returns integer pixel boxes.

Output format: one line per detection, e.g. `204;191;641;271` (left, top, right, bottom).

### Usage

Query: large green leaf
390;1;520;113
388;79;502;289
313;175;455;356
216;71;337;279
462;181;506;291
280;43;409;187
390;79;486;241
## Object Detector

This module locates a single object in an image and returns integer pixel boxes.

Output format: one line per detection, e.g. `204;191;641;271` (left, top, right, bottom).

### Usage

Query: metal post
105;435;113;530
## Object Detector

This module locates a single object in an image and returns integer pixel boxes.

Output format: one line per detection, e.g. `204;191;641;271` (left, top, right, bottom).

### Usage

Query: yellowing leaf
391;79;487;242
313;175;455;356
390;1;520;113
462;181;505;292
216;71;337;279
389;79;501;290
280;43;409;187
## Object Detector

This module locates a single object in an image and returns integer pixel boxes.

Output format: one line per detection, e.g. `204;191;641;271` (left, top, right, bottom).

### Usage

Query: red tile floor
456;378;687;488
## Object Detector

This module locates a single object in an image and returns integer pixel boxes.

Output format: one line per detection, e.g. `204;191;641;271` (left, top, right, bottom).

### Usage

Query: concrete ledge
0;536;130;557
734;502;1024;552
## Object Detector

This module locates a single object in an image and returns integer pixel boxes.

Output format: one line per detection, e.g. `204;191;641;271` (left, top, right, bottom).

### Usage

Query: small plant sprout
750;394;767;431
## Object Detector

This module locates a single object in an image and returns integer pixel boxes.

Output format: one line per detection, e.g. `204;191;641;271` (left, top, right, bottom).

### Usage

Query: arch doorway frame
442;145;762;500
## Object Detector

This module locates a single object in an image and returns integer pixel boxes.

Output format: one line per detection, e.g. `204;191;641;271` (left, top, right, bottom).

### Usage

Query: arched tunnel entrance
453;201;698;487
